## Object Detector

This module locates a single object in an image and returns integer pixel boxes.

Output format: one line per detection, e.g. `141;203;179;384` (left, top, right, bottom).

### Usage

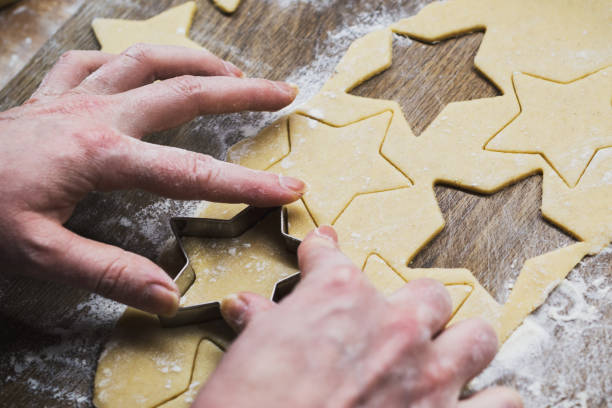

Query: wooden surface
0;0;83;90
0;0;609;407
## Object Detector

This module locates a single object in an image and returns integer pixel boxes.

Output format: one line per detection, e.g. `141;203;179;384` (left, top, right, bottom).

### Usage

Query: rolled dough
94;2;611;406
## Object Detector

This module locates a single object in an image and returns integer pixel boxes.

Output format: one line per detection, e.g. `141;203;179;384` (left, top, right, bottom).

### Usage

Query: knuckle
422;358;456;386
120;43;152;73
168;75;205;98
74;128;122;155
58;50;80;65
466;318;499;356
385;310;437;351
192;153;222;186
121;43;151;63
415;278;453;315
95;252;129;298
321;265;360;291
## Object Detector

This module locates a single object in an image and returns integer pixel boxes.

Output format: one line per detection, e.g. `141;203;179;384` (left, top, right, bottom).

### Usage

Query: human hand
196;227;522;408
0;44;304;315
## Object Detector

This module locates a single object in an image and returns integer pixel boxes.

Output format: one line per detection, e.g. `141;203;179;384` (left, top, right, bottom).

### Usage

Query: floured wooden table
0;1;609;407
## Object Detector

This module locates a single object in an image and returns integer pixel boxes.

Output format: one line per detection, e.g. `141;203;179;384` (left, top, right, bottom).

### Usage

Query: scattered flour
470;250;611;407
1;0;608;406
1;294;125;406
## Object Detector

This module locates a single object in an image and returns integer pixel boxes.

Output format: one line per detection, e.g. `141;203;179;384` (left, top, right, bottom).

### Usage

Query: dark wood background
0;0;609;406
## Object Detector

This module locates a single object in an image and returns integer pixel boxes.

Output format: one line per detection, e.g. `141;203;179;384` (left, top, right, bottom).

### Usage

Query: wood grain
0;1;609;407
0;0;83;89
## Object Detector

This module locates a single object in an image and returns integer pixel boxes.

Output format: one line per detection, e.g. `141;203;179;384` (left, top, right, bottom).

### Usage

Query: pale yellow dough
267;112;411;225
200;12;608;347
95;2;611;406
158;340;224;408
213;0;242;14
181;210;298;306
94;309;232;408
487;68;612;188
391;0;612;94
92;2;202;54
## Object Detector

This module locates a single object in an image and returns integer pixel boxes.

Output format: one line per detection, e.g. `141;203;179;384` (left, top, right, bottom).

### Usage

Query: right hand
195;226;522;408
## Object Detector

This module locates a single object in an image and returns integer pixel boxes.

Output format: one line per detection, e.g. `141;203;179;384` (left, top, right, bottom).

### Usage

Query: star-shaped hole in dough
268;112;411;226
180;210;298;306
486;67;612;187
392;0;612;94
92;2;202;54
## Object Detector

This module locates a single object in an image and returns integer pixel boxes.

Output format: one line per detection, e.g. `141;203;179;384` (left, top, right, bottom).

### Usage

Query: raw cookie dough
94;309;232;408
391;0;612;94
213;0;242;14
181;210;298;306
95;1;612;406
486;67;612;188
267;111;410;226
201;9;608;347
158;340;224;408
92;2;202;54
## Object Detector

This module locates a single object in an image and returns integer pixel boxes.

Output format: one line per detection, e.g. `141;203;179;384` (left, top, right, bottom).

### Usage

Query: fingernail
272;81;299;98
223;60;244;77
221;294;247;327
149;283;180;317
315;225;338;243
279;175;306;194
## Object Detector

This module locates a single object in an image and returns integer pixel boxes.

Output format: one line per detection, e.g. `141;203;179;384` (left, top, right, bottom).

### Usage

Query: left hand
0;44;303;315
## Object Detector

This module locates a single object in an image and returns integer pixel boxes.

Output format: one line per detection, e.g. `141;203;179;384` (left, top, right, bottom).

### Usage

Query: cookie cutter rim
159;205;301;327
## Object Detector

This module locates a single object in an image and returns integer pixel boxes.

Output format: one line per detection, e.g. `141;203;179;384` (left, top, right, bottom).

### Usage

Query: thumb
221;292;275;332
24;217;179;315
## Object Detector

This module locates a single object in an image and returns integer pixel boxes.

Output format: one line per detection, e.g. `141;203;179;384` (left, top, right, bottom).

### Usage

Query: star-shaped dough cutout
392;0;612;94
268;112;411;226
92;2;202;54
487;67;612;187
181;210;298;306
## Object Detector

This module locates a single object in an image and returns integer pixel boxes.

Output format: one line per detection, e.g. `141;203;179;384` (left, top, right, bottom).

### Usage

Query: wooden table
0;0;83;90
0;1;609;407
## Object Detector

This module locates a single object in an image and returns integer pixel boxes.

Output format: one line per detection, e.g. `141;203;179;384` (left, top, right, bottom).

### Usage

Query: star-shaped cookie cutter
159;206;301;327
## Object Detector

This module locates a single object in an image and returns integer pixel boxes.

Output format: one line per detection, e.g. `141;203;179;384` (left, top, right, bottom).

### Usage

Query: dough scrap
391;0;612;94
486;67;612;188
92;2;202;54
181;210;298;306
212;0;242;14
158;340;224;408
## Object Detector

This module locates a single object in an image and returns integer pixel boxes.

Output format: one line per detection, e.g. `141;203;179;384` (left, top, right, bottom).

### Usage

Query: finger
432;318;499;386
387;278;453;337
459;387;523;408
96;137;305;205
221;292;275;333
77;43;243;95
114;76;298;135
33;50;115;98
297;226;362;283
25;217;179;315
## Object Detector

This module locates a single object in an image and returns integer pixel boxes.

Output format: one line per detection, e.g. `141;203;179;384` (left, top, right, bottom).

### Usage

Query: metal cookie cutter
159;206;302;327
